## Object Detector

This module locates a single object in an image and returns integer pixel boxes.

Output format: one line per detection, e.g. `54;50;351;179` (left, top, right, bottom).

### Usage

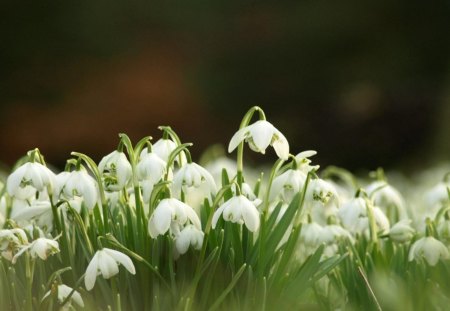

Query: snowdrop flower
42;284;84;309
148;198;201;238
228;120;289;160
12;200;54;231
173;162;217;204
366;181;407;220
12;237;60;264
295;150;320;173
175;224;204;255
85;248;136;291
98;151;132;191
425;181;449;208
306;179;340;225
7;162;55;200
389;219;415;243
270;169;307;203
408;236;449;266
0;228;28;261
338;197;390;236
137;152;167;184
212;195;260;232
149;138;186;164
55;170;98;210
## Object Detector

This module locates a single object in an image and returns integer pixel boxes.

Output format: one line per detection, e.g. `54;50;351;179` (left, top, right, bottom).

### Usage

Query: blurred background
1;0;449;173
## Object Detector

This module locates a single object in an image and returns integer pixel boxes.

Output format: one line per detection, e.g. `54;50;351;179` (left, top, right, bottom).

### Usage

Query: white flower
212;195;260;232
295;150;320;173
366;181;407;220
98;151;132;191
270;169;307;203
12;237;60;264
173;163;216;192
148;139;186;164
338;197;390;236
228;120;289;160
425;181;449;208
389;219;415;243
7;162;55;200
175;224;204;255
148;198;201;238
55;170;98;210
137;152;167;184
0;228;28;261
85;248;136;291
42;284;84;309
173;162;217;203
408;236;449;266
305;179;339;225
12;200;54;230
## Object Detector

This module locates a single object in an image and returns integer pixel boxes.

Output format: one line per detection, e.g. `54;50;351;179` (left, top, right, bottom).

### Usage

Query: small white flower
408;236;449;266
425;181;449;208
148;139;186;164
12;200;54;231
7;162;55;200
295;150;320;173
270;169;307;203
12;237;60;264
212;195;260;232
175;224;204;255
173;162;217;204
305;179;339;225
85;248;136;291
228;120;289;160
98;151;132;191
338;197;390;236
42;284;84;309
366;181;407;220
55;170;98;210
137;152;167;184
389;219;415;243
0;228;28;261
148;198;201;238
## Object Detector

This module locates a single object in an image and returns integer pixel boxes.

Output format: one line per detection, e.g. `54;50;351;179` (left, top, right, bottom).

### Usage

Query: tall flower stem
236;106;266;188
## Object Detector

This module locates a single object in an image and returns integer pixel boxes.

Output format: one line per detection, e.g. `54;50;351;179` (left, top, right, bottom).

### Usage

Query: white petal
228;127;249;153
103;248;136;275
272;133;289;160
175;231;191;255
250;121;273;153
153;201;173;234
85;253;99;290
241;200;260;232
99;251;119;279
212;205;226;229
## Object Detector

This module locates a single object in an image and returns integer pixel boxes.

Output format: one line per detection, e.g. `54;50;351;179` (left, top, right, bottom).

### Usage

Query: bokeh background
1;1;450;173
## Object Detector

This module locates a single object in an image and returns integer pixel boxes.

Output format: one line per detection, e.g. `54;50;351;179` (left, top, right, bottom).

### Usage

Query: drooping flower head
85;248;136;291
212;195;260;232
408;236;449;266
12;237;60;264
55;169;98;210
7;162;56;200
98;151;132;191
228;120;289;160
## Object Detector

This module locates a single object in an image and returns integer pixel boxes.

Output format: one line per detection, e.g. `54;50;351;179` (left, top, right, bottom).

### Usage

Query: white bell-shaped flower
173;162;217;200
270;169;307;203
7;162;55;200
148;139;186;164
389;219;415;243
98;151;132;191
305;179;340;225
294;150;320;173
212;195;260;232
0;228;28;261
148;198;201;238
175;224;204;255
366;181;407;220
12;237;60;264
43;284;84;309
408;236;449;266
228;120;289;160
425;181;450;208
137;152;167;184
85;248;136;291
55;170;98;210
12;200;54;231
